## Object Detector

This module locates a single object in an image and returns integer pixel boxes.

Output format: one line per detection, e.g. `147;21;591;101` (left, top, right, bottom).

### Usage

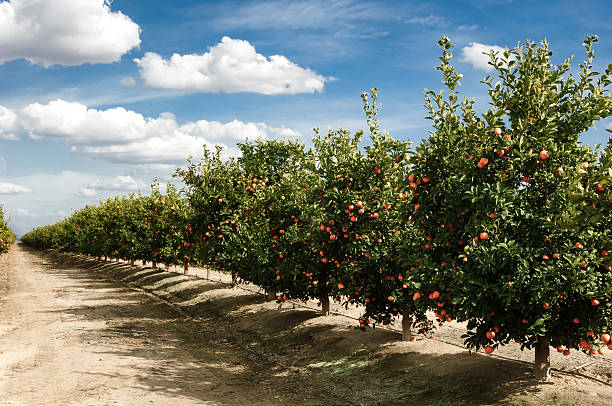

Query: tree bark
183;260;189;274
266;290;277;301
320;296;330;316
231;271;237;285
534;338;551;381
401;313;412;341
152;260;157;269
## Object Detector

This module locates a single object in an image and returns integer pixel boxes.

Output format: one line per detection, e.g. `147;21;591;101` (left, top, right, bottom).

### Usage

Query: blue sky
0;0;610;236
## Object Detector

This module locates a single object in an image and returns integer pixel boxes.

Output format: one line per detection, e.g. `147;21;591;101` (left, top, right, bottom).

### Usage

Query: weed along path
1;243;612;406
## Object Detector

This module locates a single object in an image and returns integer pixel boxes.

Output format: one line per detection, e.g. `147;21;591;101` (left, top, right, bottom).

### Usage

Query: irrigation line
59;252;612;387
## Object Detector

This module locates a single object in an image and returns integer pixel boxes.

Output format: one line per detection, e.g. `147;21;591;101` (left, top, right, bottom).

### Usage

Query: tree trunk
104;256;108;261
231;271;237;285
534;338;551;381
152;260;157;269
142;261;146;266
266;290;277;301
320;296;330;316
206;269;210;280
401;314;412;341
183;260;189;274
130;259;135;265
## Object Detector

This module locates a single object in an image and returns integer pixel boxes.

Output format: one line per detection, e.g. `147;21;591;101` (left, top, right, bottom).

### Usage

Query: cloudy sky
0;0;610;236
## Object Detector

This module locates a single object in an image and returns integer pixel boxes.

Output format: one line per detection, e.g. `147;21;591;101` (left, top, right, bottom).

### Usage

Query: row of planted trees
0;206;16;255
21;37;611;380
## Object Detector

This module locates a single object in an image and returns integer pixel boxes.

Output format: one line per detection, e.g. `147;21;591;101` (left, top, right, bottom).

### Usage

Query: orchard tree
307;90;424;336
407;36;611;380
177;147;244;282
230;139;316;300
0;206;15;255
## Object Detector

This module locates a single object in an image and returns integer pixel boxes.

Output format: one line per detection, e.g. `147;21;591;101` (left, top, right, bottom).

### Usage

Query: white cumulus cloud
461;42;510;72
120;76;136;86
2;99;302;165
0;106;19;140
0;182;32;194
135;36;329;95
90;175;146;192
76;187;97;197
0;0;141;67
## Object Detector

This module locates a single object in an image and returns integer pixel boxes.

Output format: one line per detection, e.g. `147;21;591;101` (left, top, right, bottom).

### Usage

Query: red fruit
388;296;394;302
338;283;344;289
413;292;421;301
484;345;494;354
552;253;559;259
601;333;610;344
608;343;612;350
575;242;584;249
494;127;502;135
591;299;601;306
486;331;495;339
479;232;489;240
431;291;440;300
573;318;580;324
563;349;570;356
372;212;379;219
398;192;407;199
356;201;363;207
350;216;357;222
477;158;489;168
580;339;591;350
414;204;420;210
489;213;497;219
522;176;531;183
596;184;605;191
539;150;549;160
557;346;563;353
422;177;430;183
542;255;549;260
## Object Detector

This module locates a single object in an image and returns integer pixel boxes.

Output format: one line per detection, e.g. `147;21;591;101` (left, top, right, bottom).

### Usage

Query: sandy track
0;243;281;406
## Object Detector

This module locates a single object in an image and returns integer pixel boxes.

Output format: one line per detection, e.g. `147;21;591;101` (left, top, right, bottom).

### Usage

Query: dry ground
1;242;611;405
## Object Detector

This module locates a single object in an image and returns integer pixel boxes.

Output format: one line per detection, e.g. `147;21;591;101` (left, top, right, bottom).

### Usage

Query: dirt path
2;243;612;406
0;243;284;406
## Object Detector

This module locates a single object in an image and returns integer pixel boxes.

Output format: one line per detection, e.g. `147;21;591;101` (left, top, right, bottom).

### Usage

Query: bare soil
1;242;611;405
